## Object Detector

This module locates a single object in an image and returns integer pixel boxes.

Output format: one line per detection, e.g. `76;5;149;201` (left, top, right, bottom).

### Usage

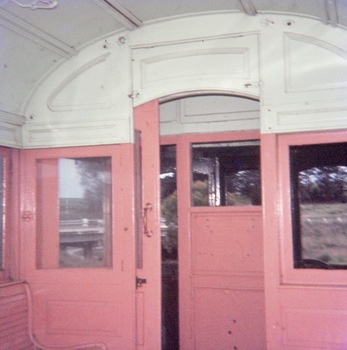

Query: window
290;142;347;269
191;141;261;206
36;156;112;269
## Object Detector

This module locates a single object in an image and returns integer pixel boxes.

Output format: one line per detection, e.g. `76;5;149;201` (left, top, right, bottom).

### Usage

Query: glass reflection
191;141;261;206
291;142;347;268
59;157;112;268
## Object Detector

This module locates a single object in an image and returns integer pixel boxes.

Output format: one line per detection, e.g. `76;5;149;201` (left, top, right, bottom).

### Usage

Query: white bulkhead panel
22;33;133;148
20;13;347;148
260;16;347;133
160;95;260;136
131;32;260;105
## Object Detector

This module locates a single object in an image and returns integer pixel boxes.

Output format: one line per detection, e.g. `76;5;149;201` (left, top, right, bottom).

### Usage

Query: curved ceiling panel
0;0;346;118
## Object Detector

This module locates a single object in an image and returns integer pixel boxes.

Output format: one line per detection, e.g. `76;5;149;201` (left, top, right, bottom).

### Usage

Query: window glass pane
290;142;347;269
191;141;261;206
0;158;4;270
37;157;112;268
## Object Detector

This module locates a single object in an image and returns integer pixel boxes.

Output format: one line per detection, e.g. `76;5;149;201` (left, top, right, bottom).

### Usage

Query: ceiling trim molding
10;0;58;11
239;0;257;16
319;0;338;27
0;110;26;126
325;0;338;27
0;8;77;58
93;0;142;30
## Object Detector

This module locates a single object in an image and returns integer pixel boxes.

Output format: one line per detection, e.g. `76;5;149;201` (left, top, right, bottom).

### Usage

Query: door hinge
136;276;147;289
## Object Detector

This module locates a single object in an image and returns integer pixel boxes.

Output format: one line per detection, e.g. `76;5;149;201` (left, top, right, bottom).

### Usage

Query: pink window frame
0;147;14;282
278;130;347;286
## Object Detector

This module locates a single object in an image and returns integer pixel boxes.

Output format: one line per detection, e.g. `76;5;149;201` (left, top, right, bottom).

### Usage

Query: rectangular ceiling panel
115;0;243;22
253;0;326;21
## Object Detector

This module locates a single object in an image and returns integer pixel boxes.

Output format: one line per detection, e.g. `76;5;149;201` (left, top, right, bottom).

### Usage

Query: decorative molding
284;33;347;93
47;300;121;336
10;0;58;10
191;211;263;276
0;123;21;148
140;47;250;87
319;0;338;27
180;95;259;124
0;109;26;126
93;0;142;30
47;53;111;111
285;33;347;61
262;104;347;134
0;110;24;147
25;119;129;147
282;308;347;347
0;8;77;58
132;33;260;106
239;0;257;16
277;106;347;127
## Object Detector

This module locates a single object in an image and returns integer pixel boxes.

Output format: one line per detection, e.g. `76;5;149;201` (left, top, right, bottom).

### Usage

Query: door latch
136;276;147;289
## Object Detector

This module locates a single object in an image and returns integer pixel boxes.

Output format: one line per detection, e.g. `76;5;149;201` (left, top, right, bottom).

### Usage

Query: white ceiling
0;0;346;116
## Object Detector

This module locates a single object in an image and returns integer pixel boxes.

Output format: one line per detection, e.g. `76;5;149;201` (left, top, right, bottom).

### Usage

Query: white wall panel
284;33;347;94
132;33;260;106
47;54;112;112
0;110;24;148
21;13;347;148
26;120;128;148
262;100;347;133
260;16;347;107
23;33;133;148
160;95;260;135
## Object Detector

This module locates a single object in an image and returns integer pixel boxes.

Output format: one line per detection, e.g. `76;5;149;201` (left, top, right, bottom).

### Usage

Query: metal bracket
136;276;147;289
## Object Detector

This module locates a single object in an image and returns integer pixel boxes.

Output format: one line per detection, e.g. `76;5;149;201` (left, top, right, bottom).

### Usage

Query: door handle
136;276;147;289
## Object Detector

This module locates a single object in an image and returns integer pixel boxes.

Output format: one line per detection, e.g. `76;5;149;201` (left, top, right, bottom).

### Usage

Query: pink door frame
134;100;162;349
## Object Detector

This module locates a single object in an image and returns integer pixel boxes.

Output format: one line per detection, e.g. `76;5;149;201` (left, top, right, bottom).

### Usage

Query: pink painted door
21;144;136;349
173;132;266;350
263;131;347;350
134;100;162;350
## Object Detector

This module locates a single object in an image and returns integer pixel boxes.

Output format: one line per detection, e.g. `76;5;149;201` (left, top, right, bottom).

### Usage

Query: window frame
290;142;347;270
0;147;12;282
278;130;347;286
21;144;135;285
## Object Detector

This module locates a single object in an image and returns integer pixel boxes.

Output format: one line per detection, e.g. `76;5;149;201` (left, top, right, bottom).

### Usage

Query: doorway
161;145;179;350
157;93;264;349
160;130;266;349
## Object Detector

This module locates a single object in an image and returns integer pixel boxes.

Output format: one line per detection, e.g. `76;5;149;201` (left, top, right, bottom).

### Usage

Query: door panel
191;210;263;275
134;100;162;350
21;144;136;349
194;288;265;349
172;132;266;350
191;208;265;350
